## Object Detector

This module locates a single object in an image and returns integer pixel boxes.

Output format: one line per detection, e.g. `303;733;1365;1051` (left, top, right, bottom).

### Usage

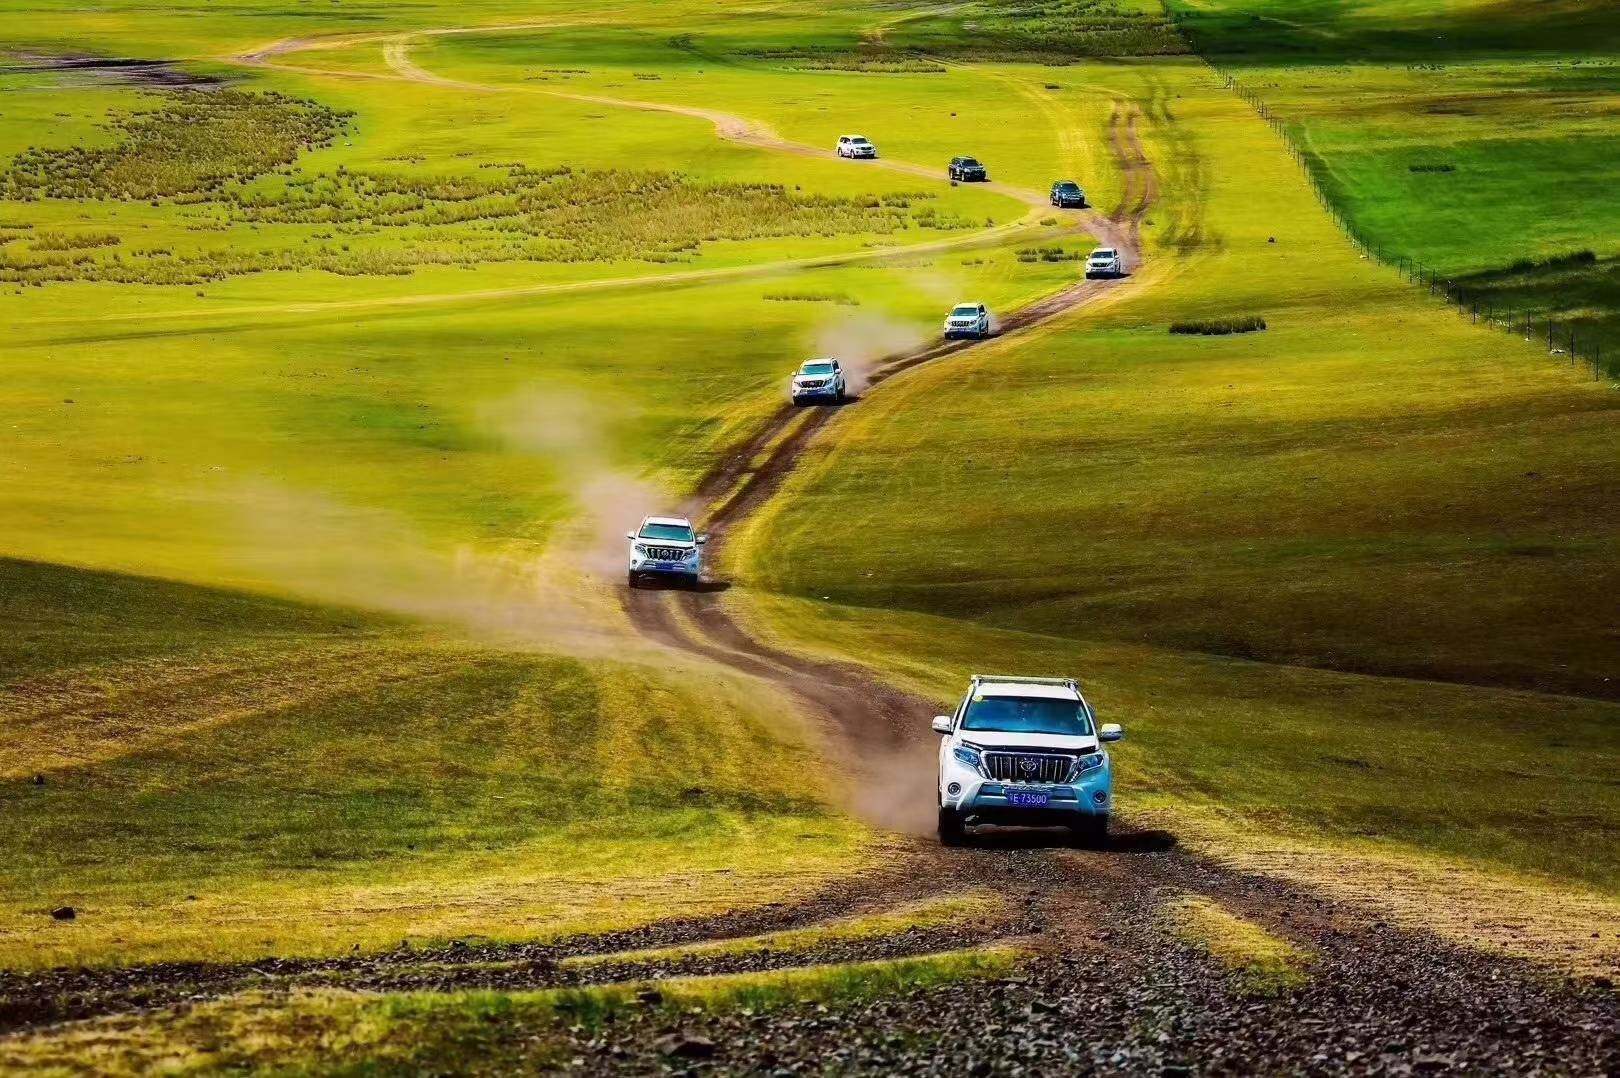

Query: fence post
1570;329;1576;366
1548;321;1554;352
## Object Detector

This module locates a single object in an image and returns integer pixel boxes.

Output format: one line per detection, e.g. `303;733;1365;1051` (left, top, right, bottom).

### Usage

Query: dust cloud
480;389;665;581
812;312;929;393
224;388;674;660
847;742;941;835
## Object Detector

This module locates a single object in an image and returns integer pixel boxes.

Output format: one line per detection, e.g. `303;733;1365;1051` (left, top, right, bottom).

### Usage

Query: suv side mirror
931;715;952;735
696;534;708;545
1099;723;1124;743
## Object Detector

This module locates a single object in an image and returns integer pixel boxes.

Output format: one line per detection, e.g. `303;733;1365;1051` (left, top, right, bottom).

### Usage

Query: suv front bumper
630;557;700;579
942;766;1111;821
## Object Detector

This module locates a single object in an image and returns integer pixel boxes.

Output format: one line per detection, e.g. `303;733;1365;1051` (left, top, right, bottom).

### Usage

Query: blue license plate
1008;790;1050;808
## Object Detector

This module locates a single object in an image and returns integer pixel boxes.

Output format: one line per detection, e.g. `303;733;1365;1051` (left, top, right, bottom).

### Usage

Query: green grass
1167;895;1310;997
1;558;872;968
1166;0;1620;358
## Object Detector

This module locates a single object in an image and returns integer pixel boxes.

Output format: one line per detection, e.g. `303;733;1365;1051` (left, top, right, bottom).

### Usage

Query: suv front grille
982;751;1075;784
644;545;689;561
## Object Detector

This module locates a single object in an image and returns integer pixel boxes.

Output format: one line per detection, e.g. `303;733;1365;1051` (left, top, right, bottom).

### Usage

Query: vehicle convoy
789;357;847;404
934;674;1123;846
943;301;991;340
1086;247;1124;279
625;515;706;587
836;134;878;159
1049;180;1087;208
948;155;989;182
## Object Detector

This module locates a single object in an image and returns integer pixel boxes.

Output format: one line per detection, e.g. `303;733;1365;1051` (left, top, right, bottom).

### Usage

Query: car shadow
964;825;1178;854
631;577;732;594
792;397;860;408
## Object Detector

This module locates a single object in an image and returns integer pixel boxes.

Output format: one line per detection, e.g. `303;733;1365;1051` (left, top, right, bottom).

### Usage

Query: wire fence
1213;67;1614;384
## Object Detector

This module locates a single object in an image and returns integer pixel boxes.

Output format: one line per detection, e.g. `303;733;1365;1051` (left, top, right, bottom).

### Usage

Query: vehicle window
802;362;835;375
952;305;979;315
961;695;1094;736
962;158;980;167
639;523;694;542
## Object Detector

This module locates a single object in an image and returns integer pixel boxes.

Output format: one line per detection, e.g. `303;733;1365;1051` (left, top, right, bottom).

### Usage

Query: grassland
737;54;1620;894
0;0;1119;980
2;0;1617;1053
2;556;876;969
1168;0;1620;359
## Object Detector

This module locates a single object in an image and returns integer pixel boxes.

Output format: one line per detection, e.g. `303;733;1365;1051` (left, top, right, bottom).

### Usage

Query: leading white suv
790;357;847;404
625;515;706;587
934;674;1123;846
836;135;878;159
1086;247;1124;279
943;301;991;340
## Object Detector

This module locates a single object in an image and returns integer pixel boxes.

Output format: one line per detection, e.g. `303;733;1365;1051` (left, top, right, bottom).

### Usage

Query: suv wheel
627;572;640;589
938;807;967;847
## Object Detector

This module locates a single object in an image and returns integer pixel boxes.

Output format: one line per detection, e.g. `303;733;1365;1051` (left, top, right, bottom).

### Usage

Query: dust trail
848;744;943;835
225;389;675;660
479;389;664;582
813;313;931;394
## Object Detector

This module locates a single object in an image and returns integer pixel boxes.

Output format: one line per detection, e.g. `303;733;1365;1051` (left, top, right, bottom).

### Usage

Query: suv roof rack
970;674;1079;688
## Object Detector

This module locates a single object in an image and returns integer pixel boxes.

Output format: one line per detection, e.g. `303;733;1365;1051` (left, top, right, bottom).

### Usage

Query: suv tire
627;572;640;589
938;807;967;847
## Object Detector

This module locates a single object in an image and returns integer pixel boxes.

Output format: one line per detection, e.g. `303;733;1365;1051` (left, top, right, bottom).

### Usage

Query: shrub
1170;315;1267;335
32;230;121;251
1503;250;1596;275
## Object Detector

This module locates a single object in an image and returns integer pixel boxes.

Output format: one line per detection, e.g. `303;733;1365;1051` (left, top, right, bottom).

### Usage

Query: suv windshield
960;158;980;167
639;523;694;542
952;306;979;316
961;695;1093;736
1056;183;1079;192
802;362;835;374
1091;250;1115;259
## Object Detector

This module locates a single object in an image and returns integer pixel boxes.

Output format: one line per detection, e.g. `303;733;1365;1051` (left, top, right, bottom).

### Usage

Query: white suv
625;515;706;587
836;135;878;159
790;357;847;404
943;301;991;340
1086;247;1124;279
934;674;1123;846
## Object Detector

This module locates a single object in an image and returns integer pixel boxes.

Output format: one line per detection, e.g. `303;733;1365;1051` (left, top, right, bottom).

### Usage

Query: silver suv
1086;247;1124;279
836;134;878;159
935;674;1123;846
626;515;707;587
790;358;847;404
943;301;991;340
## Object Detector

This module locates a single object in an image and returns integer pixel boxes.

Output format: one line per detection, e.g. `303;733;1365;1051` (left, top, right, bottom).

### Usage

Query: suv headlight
633;543;648;555
1067;752;1106;781
951;745;984;775
683;547;699;561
